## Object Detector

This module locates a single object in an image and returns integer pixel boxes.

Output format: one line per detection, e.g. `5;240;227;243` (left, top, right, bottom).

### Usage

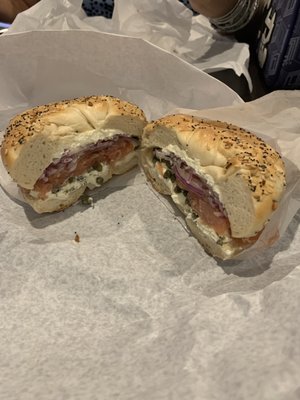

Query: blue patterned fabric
82;0;192;18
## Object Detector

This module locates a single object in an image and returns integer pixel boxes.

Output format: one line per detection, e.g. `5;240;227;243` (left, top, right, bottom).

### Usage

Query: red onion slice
154;148;227;217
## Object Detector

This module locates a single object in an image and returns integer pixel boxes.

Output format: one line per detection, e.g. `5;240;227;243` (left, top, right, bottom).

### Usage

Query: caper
96;176;104;185
51;187;60;194
165;160;172;169
81;194;93;205
217;237;225;246
93;162;103;172
191;212;198;220
174;185;182;193
153;155;159;164
163;169;175;182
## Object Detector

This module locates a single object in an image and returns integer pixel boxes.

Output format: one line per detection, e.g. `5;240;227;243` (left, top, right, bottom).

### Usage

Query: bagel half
140;114;286;259
1;95;147;213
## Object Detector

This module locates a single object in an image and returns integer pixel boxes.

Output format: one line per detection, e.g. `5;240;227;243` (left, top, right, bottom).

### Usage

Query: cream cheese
114;151;136;169
29;163;112;201
51;129;128;159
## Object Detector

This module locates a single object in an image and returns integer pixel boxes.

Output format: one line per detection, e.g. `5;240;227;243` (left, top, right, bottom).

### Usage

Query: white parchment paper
0;8;300;400
4;0;251;87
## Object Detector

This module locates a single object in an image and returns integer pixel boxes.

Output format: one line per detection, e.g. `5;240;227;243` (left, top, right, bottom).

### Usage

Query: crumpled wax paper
4;0;252;87
1;8;300;400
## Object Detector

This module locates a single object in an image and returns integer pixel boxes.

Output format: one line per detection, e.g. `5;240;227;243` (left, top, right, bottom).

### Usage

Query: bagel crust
1;95;147;212
140;114;286;259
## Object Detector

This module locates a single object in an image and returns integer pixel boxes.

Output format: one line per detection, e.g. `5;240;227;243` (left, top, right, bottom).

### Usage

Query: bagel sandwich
140;114;286;259
1;95;147;213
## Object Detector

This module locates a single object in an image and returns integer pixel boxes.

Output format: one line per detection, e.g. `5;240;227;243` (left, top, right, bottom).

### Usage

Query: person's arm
0;0;39;23
188;0;238;18
189;0;262;44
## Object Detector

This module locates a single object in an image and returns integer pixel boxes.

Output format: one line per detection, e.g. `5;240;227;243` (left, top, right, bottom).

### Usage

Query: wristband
210;0;259;33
